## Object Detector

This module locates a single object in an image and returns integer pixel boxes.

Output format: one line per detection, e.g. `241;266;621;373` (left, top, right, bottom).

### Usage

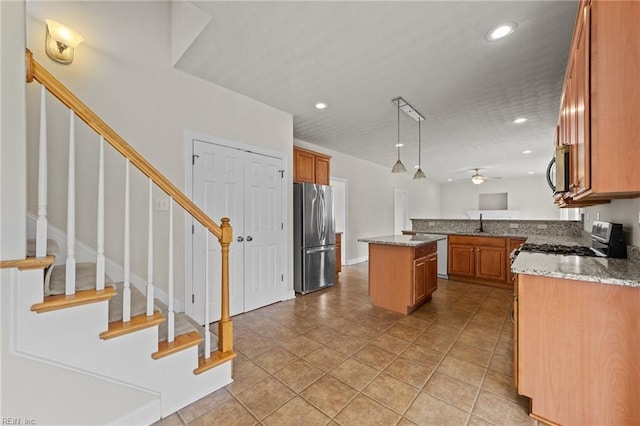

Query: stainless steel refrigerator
294;183;336;294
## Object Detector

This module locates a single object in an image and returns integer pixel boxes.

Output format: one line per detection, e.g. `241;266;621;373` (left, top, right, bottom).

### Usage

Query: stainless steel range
512;220;626;260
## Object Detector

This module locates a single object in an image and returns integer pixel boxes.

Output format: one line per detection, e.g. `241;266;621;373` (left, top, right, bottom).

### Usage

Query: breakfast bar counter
358;235;445;314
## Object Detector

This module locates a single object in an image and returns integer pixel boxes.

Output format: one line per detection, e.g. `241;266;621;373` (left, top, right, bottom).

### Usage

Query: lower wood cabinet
516;273;640;424
448;235;510;288
368;242;438;314
335;232;342;278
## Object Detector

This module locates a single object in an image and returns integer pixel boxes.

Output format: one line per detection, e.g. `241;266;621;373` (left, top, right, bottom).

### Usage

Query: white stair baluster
36;85;48;258
167;198;175;342
95;136;105;291
146;179;154;316
123;159;131;322
65;111;76;295
204;229;211;358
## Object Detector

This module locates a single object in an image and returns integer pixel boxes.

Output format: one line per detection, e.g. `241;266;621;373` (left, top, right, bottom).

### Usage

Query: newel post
218;217;233;354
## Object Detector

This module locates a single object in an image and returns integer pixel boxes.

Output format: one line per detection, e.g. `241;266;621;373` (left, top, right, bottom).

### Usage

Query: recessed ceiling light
447;178;453;182
395;143;404;147
514;117;527;124
528;171;535;174
487;23;517;41
523;150;532;154
315;102;327;110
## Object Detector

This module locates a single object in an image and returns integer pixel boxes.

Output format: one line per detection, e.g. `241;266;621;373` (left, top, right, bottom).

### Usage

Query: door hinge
192;154;200;164
281;222;284;230
278;169;284;178
192;224;195;234
281;274;284;282
192;294;195;303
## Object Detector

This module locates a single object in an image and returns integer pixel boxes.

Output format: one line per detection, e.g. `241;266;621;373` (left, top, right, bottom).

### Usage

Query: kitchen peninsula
358;234;445;314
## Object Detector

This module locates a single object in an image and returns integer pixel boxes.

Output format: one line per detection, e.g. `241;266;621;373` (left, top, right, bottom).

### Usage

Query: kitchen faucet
478;213;484;233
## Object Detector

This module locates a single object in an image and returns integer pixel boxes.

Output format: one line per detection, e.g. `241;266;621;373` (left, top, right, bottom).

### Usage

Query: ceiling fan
469;168;501;184
452;168;502;184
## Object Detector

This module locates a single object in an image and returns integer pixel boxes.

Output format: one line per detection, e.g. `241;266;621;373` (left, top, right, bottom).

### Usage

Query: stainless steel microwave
549;145;570;194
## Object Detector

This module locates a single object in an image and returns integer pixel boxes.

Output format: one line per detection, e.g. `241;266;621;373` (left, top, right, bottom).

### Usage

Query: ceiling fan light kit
390;97;426;179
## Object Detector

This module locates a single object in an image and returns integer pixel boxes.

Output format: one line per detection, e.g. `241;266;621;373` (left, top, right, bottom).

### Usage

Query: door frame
393;188;409;235
329;177;348;267
183;130;287;318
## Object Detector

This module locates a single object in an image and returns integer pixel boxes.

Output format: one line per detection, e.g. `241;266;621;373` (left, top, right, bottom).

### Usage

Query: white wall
439;175;560;220
24;2;294;303
583;198;640;246
295;139;440;264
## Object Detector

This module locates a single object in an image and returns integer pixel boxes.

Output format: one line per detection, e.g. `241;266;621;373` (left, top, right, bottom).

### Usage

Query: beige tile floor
156;262;536;426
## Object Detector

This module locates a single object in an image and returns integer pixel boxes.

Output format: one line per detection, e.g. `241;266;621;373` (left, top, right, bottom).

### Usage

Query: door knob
237;236;244;242
246;236;253;242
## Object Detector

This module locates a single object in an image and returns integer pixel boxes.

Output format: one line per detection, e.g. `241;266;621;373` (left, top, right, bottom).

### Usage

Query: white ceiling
176;1;578;183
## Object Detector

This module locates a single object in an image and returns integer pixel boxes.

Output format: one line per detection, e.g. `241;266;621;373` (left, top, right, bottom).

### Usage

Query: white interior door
244;152;284;311
393;188;409;234
191;139;285;323
192;141;245;323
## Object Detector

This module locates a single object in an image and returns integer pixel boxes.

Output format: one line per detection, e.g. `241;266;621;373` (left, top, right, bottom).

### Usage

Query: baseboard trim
26;212;181;312
346;256;368;265
109;398;161;426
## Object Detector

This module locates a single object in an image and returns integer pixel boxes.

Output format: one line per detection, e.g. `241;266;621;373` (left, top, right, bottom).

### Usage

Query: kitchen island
358;234;445;314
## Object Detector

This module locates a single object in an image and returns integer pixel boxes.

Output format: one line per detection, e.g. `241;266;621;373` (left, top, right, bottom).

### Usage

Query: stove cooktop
518;243;597;257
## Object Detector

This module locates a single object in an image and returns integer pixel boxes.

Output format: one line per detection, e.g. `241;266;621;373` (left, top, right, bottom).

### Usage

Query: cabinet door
335;233;342;277
315;155;330;185
574;4;590;196
448;244;475;277
426;252;438;295
412;256;428;306
476;246;507;282
293;147;315;183
507;238;526;284
513;274;519;388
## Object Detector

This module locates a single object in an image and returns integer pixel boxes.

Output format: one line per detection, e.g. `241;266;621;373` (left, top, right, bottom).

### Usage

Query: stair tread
152;331;202;360
194;350;236;375
26;238;59;259
31;287;116;313
48;262;114;296
100;312;164;340
109;282;148;323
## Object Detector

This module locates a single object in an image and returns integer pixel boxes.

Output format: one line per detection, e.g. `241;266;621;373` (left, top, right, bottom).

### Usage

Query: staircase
1;50;236;421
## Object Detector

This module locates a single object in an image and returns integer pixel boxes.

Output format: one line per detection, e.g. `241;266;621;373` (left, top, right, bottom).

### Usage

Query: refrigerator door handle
305;246;332;254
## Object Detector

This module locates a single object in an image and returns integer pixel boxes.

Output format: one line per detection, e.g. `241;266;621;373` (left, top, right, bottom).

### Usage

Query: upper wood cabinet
293;147;331;185
557;0;640;203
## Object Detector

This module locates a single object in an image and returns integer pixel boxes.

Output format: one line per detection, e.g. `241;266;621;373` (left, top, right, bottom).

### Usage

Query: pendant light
413;118;426;179
391;99;407;173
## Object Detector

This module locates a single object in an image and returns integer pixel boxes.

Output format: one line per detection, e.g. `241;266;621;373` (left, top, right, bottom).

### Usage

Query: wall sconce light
45;19;84;64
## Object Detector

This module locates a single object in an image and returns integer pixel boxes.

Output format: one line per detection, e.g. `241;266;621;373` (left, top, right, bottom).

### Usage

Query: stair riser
11;269;232;418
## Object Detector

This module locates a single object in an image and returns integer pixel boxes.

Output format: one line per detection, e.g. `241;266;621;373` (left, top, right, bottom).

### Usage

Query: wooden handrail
25;50;224;241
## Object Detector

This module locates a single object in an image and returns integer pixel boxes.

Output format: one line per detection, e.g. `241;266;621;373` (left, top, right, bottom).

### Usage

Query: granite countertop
408;229;537;239
511;252;640;288
358;234;445;247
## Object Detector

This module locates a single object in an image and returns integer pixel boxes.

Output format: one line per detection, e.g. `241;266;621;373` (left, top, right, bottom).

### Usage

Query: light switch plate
429;222;435;227
596;212;600;220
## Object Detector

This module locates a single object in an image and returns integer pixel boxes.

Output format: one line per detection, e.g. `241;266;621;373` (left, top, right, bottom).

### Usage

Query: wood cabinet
556;0;640;204
367;242;438;314
335;232;342;278
448;235;511;288
507;238;526;284
293;147;331;185
515;273;640;424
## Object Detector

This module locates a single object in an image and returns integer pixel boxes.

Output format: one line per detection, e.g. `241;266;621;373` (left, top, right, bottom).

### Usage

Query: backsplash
411;219;584;237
